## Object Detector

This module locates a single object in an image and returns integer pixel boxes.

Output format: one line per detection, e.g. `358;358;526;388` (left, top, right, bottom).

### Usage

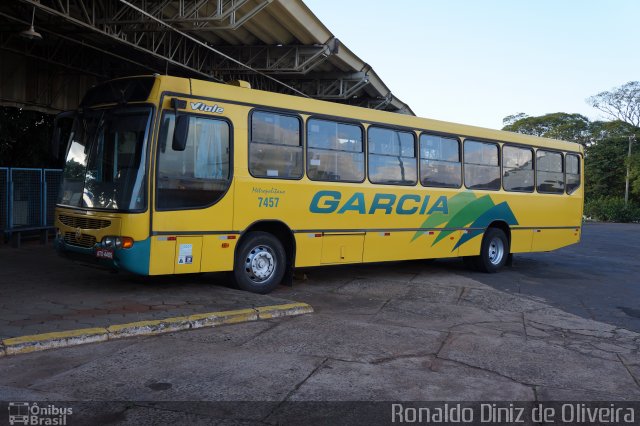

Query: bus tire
476;228;509;273
234;231;286;294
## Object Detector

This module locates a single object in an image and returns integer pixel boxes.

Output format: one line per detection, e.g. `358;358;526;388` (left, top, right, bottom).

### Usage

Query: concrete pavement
0;245;311;354
0;223;639;424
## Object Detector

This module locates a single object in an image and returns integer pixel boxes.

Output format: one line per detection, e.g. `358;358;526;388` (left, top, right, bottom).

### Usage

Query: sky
304;0;640;130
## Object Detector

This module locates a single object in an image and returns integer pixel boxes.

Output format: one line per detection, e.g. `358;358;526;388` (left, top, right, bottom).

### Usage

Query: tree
502;112;592;145
502;113;528;127
588;82;640;204
584;134;630;201
587;81;640;128
589;119;637;142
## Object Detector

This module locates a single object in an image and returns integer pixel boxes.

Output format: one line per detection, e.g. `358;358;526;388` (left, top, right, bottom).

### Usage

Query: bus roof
156;74;583;154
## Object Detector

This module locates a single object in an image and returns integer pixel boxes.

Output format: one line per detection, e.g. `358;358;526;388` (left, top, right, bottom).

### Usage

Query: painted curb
3;328;109;356
0;302;313;356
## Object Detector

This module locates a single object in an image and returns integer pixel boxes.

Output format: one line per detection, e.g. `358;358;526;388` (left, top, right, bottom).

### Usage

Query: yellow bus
53;75;583;294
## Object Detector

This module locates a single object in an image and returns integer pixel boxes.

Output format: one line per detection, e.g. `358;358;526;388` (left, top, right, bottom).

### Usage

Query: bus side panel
531;228;580;252
363;232;416;262
505;191;583;253
320;233;364;264
294;233;323;267
456;233;482;257
201;235;237;271
149;237;176;275
363;231;462;262
428;230;461;259
174;236;202;274
510;229;534;253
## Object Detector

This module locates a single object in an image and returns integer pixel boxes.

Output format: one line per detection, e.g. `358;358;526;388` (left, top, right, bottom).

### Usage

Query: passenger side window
503;145;534;192
536;150;564;194
249;111;303;179
419;134;461;188
464;140;500;190
157;113;231;210
307;118;364;182
368;127;417;185
566;153;581;194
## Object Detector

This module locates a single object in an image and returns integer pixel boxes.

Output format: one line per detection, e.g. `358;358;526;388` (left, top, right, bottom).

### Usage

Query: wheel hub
245;245;275;282
488;237;505;265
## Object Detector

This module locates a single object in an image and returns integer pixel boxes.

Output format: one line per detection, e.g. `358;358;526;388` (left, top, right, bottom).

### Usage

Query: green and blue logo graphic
412;192;518;249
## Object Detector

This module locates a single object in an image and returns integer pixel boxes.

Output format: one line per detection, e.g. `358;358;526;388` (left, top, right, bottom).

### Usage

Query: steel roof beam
18;0;219;79
0;10;158;77
276;75;370;100
101;0;273;30
210;43;332;73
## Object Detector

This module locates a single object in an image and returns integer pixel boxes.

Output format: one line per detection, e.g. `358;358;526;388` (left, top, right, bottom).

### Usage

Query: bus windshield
58;106;152;211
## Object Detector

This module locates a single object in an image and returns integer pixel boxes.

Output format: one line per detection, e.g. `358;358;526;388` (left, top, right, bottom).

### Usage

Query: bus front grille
63;232;97;249
59;215;111;230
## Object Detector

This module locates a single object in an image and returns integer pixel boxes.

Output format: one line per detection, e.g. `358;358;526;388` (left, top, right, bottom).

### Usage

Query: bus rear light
222;243;229;248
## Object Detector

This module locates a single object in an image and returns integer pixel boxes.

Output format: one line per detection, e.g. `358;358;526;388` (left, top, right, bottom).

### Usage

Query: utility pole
626;134;636;205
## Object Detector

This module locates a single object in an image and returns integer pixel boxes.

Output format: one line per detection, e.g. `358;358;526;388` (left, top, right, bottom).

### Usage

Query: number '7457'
258;197;279;208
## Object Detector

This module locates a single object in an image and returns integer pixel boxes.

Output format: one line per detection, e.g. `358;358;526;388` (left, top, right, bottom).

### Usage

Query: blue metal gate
44;169;63;227
1;168;63;243
0;168;8;232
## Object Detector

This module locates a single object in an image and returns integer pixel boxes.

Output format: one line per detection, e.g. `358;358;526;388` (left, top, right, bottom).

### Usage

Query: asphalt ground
0;223;638;425
457;222;640;333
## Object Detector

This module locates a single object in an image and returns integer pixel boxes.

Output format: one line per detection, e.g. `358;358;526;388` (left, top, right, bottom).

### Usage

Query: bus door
150;102;235;275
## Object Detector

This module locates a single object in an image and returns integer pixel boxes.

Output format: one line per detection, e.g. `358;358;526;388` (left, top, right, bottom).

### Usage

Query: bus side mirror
172;115;190;151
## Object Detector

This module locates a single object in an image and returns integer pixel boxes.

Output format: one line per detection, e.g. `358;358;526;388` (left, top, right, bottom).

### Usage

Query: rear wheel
475;228;509;273
234;232;286;294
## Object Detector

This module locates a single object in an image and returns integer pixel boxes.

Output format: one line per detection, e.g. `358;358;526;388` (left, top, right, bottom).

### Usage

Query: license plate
96;249;114;259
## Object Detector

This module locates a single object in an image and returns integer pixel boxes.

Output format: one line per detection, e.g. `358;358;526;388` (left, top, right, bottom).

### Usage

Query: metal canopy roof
1;0;414;115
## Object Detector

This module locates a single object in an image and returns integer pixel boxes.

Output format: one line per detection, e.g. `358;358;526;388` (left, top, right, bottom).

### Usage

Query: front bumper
54;234;151;275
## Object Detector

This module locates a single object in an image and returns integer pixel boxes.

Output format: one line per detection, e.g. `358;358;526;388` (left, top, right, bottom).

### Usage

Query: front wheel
475;228;509;273
234;232;286;294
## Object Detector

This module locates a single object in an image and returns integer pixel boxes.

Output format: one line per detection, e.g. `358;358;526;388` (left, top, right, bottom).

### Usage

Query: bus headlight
102;236;134;249
102;236;115;248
